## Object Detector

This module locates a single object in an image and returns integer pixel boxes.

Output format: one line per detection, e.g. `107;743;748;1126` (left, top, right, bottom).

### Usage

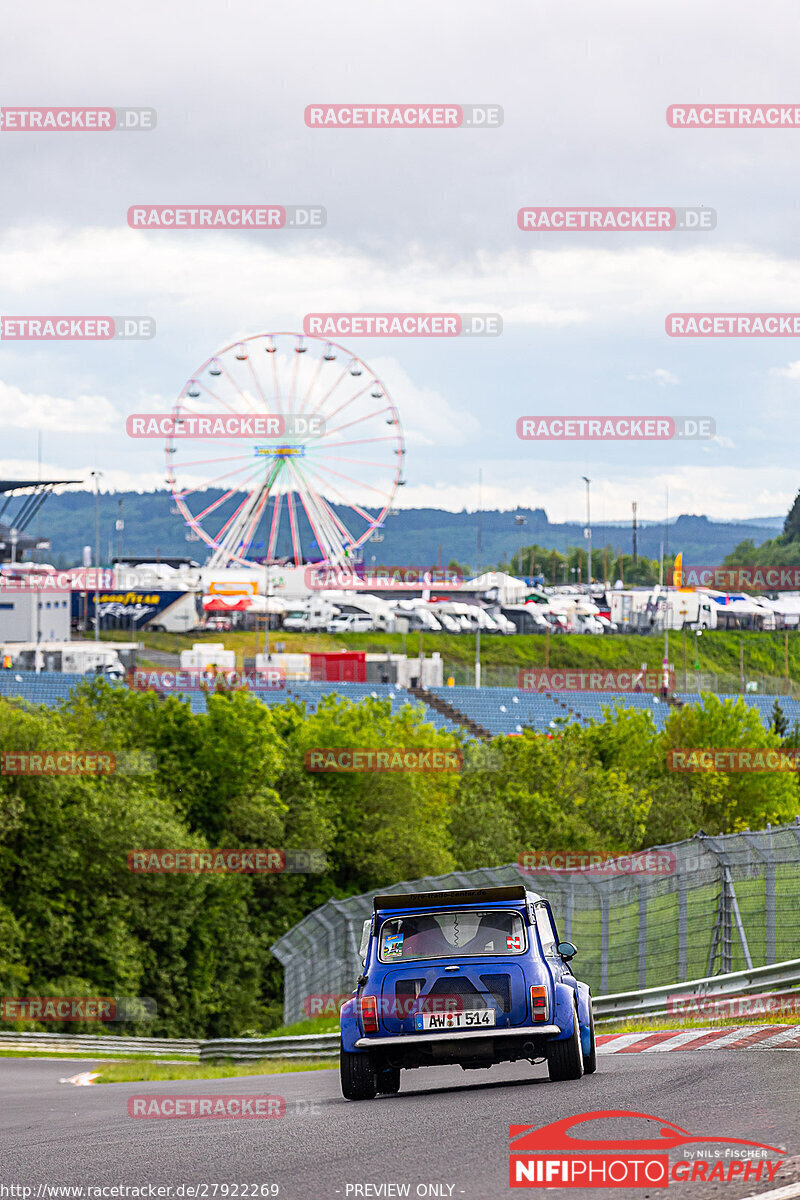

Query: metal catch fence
271;821;800;1025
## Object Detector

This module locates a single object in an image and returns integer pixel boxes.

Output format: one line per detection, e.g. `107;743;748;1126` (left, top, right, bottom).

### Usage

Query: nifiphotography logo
509;1110;785;1188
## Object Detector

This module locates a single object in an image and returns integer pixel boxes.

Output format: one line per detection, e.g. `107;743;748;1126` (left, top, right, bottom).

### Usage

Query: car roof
373;884;543;913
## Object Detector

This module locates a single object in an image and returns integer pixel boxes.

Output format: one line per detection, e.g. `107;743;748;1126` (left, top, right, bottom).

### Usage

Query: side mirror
557;941;577;961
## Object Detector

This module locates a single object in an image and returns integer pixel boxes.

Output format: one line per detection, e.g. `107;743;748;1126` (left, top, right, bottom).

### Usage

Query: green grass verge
267;1017;340;1037
95;1058;336;1083
597;1012;800;1034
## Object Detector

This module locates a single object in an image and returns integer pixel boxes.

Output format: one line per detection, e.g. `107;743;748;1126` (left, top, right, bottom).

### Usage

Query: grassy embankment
110;629;800;691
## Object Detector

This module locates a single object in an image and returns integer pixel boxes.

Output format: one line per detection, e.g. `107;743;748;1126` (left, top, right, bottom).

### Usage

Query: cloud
398;464;799;524
769;361;800;380
367;357;480;448
627;368;679;386
0;380;118;434
4;228;800;336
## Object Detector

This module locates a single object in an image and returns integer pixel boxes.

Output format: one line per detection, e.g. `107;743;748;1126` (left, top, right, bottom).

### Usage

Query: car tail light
530;985;548;1022
359;995;379;1033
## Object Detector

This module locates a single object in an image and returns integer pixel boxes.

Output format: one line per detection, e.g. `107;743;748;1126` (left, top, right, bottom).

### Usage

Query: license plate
414;1009;496;1031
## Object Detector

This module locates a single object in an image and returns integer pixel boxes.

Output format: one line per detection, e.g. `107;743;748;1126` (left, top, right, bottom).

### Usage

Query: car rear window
377;909;526;962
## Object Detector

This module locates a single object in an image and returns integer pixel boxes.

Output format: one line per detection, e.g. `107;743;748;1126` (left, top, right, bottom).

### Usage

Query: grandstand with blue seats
0;671;86;707
1;671;798;739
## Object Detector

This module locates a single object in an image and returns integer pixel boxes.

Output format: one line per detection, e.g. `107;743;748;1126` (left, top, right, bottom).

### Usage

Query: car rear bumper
354;1023;560;1049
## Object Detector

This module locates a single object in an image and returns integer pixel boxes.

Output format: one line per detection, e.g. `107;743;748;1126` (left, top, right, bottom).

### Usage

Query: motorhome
328;611;375;633
610;587;717;631
500;604;550;634
392;599;443;632
282;598;339;633
320;591;396;632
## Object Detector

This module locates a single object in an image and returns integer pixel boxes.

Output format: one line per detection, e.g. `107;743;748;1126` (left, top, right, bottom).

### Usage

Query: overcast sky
1;0;799;534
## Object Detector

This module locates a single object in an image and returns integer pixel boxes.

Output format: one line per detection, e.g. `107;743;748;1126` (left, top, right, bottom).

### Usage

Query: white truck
610;588;717;631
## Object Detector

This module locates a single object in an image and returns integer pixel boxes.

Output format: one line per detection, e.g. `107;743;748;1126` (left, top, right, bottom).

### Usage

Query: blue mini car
340;883;597;1100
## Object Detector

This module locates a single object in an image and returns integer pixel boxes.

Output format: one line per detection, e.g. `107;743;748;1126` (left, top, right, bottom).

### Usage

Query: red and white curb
597;1025;800;1053
59;1071;99;1085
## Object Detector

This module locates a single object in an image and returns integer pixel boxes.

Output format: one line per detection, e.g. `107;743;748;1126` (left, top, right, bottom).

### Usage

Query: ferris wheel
165;332;406;568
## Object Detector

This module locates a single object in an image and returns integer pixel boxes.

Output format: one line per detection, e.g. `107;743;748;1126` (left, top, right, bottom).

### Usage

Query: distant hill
13;490;784;570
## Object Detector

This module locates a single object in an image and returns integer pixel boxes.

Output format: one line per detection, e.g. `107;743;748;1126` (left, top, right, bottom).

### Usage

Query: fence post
637;883;648;989
743;830;774;965
600;892;610;994
765;859;776;964
678;876;688;981
563;878;575;943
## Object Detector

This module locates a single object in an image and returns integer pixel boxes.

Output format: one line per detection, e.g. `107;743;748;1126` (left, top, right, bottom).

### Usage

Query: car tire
340;1045;378;1101
583;998;597;1075
546;1002;584;1082
376;1065;401;1095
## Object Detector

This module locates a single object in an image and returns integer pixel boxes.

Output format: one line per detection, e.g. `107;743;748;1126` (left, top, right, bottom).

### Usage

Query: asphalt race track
1;1054;799;1200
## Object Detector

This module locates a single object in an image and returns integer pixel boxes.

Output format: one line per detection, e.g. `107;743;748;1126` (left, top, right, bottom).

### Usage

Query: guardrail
198;1035;338;1062
0;1031;201;1057
4;958;800;1061
593;956;800;1023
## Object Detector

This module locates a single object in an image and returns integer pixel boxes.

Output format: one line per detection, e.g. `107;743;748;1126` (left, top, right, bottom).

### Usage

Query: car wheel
546;1002;584;1082
376;1064;401;1095
340;1045;378;1100
583;998;597;1075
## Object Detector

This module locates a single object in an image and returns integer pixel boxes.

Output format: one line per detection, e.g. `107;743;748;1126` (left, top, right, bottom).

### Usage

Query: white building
0;589;71;643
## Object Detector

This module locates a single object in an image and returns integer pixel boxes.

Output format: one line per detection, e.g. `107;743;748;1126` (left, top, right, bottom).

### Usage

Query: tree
784;490;800;541
771;698;789;738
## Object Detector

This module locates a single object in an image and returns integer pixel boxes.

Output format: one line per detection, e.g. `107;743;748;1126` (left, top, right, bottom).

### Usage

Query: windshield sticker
383;930;404;957
507;934;523;951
